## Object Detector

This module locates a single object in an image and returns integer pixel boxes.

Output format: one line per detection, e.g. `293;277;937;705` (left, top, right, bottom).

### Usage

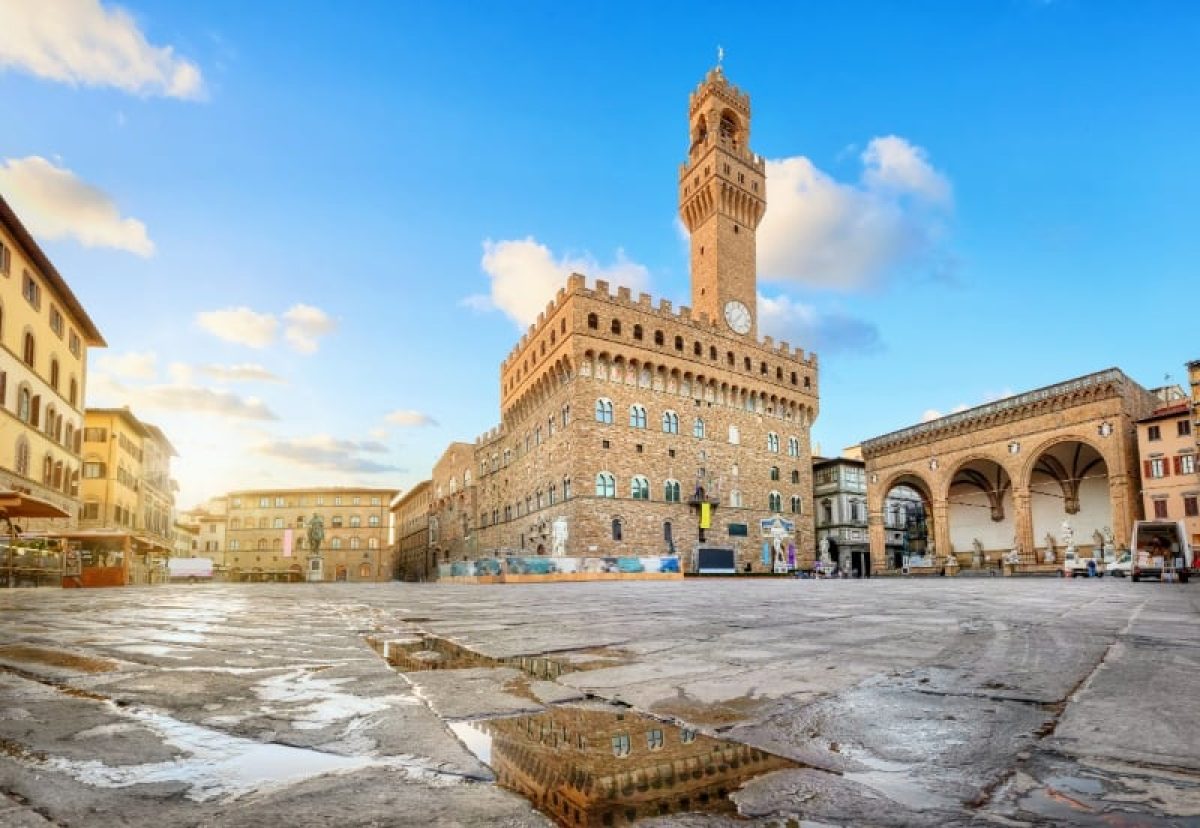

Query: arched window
654;330;664;346
610;319;621;335
587;313;598;330
369;514;380;527
595;472;615;498
787;436;800;457
661;410;679;434
674;335;684;351
331;537;343;550
633;324;643;340
767;432;780;453
350;515;362;527
549;483;557;504
350;537;361;550
49;359;59;391
822;499;833;525
13;437;29;477
68;377;78;407
729;489;742;508
594;398;613;424
663;479;681;503
42;453;52;484
664;521;674;544
791;469;800;484
790;495;802;514
611;517;623;541
22;332;34;367
629;404;647;429
693;418;705;439
563;476;572;499
273;538;282;550
768;492;782;512
368;537;379;549
770;466;780;481
693;341;702;356
258;539;268;550
631;475;649;500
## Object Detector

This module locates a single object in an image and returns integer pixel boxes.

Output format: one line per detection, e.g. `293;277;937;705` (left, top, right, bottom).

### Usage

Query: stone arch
870;468;938;570
1021;435;1117;562
943;454;1020;568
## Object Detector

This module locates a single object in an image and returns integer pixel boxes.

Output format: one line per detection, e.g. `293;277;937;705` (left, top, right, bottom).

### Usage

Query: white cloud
89;371;278;420
282;304;336;354
195;307;279;349
199;363;285;384
385;409;438;428
96;350;157;380
921;391;1011;423
757;136;952;291
0;0;203;99
0;156;154;256
255;435;401;475
921;409;942;423
757;293;882;356
469;238;650;328
861;135;951;205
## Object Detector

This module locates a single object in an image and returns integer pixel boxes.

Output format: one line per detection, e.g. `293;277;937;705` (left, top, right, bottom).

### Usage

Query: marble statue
971;538;984;568
551;517;568;557
1060;519;1075;552
1043;532;1056;564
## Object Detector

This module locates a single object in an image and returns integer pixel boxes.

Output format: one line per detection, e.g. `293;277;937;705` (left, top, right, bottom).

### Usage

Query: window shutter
31;395;40;427
1174;456;1183;475
1163;459;1171;477
1143;460;1152;478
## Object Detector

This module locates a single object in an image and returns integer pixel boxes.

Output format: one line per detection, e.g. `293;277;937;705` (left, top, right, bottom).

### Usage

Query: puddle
370;635;624;681
0;644;118;673
448;704;797;826
840;751;955;812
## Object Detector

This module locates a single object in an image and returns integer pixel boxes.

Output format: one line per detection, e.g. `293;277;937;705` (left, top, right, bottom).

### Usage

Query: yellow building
224;487;398;582
0;195;106;524
391;480;431;580
78;407;179;577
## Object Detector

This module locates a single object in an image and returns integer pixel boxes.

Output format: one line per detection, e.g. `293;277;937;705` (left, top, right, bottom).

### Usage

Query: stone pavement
0;578;1197;826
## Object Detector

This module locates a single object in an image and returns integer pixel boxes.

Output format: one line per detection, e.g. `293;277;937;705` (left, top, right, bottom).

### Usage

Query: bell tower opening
678;65;766;339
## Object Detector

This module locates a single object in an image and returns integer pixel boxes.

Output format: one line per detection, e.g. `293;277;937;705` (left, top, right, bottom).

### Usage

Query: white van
1130;521;1192;583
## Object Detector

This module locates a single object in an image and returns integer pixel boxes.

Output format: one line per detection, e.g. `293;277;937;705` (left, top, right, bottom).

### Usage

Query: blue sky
0;0;1195;507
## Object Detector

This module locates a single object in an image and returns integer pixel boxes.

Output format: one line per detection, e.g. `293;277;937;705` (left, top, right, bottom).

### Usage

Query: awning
0;490;70;520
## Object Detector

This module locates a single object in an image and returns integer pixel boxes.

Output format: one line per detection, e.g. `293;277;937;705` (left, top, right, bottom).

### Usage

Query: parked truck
166;557;214;582
1130;520;1192;583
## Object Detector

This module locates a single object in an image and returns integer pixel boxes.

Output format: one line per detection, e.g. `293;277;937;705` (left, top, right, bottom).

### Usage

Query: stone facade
450;67;819;574
813;455;924;575
0;194;105;527
392;480;431;580
224;487;397;582
1136;396;1199;547
862;368;1158;571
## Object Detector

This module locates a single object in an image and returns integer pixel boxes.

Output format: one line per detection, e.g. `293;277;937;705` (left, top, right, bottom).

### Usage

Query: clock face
724;300;752;334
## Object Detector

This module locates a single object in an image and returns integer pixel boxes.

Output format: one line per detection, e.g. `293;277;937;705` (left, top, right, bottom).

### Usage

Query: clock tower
679;64;766;339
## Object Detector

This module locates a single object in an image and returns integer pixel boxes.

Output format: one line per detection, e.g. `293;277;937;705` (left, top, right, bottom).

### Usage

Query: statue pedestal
306;555;324;582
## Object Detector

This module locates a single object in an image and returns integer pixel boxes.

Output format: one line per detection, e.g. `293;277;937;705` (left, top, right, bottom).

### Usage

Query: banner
283;528;294;558
699;502;711;529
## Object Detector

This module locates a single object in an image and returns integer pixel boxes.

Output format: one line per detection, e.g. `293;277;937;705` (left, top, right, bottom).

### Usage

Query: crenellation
659;298;673;314
594;279;610;297
763;335;774;350
617;286;631;301
638;292;652;307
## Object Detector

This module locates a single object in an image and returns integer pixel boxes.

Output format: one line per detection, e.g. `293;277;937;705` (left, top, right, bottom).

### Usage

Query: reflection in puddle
451;704;796;827
370;635;617;681
43;706;457;802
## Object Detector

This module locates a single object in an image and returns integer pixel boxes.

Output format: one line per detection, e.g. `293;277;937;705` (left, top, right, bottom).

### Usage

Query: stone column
1108;473;1134;550
932;499;951;565
1013;488;1036;565
868;509;887;572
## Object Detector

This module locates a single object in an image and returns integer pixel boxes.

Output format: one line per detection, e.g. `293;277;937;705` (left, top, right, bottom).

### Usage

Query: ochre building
862;368;1157;573
1136;391;1199;547
224;486;397;582
391;480;431;580
0;195;106;525
431;66;819;572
